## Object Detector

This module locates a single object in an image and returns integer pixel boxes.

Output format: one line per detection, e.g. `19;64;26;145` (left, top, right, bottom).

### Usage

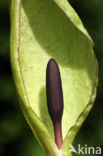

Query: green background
0;0;103;155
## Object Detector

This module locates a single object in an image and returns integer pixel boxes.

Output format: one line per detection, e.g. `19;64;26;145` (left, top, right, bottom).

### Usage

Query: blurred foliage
0;0;103;156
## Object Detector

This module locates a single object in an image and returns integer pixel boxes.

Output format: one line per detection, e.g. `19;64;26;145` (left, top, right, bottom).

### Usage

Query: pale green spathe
10;0;98;156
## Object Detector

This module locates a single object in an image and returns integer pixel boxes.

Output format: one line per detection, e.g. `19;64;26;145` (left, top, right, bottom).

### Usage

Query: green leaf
10;0;98;155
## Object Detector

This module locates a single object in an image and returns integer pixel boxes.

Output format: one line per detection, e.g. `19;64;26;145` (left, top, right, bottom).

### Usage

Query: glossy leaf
10;0;98;155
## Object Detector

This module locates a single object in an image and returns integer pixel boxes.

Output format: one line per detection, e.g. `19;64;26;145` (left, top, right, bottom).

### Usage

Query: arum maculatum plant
10;0;98;156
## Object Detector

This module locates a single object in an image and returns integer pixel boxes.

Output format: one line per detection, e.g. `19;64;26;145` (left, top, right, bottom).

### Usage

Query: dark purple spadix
46;58;64;149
